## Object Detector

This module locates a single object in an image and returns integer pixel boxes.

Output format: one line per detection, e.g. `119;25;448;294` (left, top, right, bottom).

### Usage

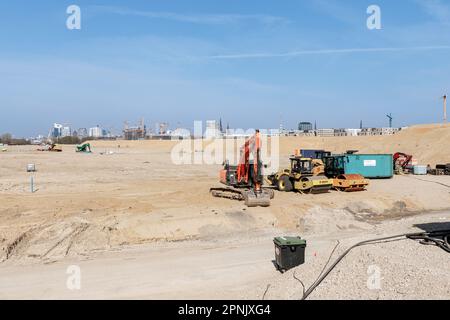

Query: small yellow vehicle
267;156;333;194
332;174;369;192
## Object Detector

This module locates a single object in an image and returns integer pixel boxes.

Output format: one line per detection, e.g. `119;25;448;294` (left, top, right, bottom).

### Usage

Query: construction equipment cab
267;156;333;194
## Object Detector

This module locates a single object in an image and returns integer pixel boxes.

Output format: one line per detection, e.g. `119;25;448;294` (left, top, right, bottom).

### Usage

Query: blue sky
1;0;450;137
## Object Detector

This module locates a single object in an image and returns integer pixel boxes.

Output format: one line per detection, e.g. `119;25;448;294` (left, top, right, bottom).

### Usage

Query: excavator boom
211;130;272;207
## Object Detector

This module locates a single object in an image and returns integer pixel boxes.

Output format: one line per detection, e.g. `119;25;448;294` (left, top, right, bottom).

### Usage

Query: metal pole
444;95;447;123
30;176;34;193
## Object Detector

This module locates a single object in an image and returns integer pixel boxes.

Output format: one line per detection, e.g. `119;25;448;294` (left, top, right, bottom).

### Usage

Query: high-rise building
51;123;63;138
205;120;221;138
77;128;88;137
298;122;313;132
61;126;72;137
89;126;103;138
124;119;146;140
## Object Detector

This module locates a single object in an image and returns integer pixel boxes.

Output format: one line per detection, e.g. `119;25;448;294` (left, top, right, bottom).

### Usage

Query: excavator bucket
243;190;272;207
333;174;369;192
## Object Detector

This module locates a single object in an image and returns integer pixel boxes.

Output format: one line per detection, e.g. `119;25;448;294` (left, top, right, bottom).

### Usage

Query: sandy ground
0;124;449;299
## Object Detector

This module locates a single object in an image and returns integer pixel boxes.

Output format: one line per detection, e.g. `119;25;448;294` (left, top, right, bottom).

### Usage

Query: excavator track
210;187;272;207
210;187;245;201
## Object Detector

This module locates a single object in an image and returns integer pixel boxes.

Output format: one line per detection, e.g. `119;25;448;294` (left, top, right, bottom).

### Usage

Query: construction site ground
0;124;449;299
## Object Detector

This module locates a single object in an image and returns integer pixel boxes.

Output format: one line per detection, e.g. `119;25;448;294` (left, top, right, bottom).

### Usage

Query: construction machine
76;143;92;153
319;152;369;192
37;143;62;152
393;152;413;174
302;150;369;192
267;156;333;194
210;130;274;207
435;163;450;175
331;174;369;192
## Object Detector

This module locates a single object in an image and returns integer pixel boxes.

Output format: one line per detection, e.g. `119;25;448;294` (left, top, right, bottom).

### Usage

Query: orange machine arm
236;130;262;191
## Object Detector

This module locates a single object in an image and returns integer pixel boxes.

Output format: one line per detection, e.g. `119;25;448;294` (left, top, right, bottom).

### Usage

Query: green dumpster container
274;236;307;272
324;154;393;178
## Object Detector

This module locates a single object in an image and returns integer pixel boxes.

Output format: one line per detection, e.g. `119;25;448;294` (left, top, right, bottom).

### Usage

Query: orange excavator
210;130;274;207
393;152;413;174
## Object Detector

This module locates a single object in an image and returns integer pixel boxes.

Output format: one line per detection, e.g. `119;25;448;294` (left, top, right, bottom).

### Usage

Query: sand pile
280;123;450;165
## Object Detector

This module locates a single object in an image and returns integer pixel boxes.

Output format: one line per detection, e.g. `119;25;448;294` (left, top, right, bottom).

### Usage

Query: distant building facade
359;127;400;136
77;128;88;137
316;129;335;137
298;122;313;132
89;126;103;138
205;120;222;138
51;123;63;138
61;126;72;137
334;128;362;136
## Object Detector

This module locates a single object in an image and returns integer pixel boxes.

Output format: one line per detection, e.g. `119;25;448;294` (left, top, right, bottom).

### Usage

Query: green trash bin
274;236;307;272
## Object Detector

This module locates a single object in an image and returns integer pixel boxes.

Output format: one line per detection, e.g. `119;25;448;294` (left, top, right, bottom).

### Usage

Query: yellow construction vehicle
267;156;333;194
331;174;369;192
37;143;62;152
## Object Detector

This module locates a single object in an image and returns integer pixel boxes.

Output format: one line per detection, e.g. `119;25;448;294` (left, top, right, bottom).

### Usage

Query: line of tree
54;136;97;144
0;133;114;146
0;133;29;145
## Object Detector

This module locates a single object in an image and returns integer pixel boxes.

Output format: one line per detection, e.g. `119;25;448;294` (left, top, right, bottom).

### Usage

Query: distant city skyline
1;1;450;137
17;116;405;139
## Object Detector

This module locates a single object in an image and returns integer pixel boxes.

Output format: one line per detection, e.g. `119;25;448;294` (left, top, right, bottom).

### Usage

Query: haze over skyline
1;0;450;137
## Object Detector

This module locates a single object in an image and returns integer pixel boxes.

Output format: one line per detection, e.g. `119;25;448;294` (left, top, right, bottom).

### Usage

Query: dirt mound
280;123;450;166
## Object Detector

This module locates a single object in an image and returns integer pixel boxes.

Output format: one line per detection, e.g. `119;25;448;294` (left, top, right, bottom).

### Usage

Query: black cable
407;230;450;253
316;240;340;281
301;229;450;300
262;284;271;300
405;175;450;188
293;271;306;299
295;240;339;300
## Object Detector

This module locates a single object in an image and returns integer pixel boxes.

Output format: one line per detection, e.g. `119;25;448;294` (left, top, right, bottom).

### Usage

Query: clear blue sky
1;0;450;137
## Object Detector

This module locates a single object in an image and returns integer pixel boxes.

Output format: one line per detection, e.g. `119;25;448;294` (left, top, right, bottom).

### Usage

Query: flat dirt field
0;124;449;299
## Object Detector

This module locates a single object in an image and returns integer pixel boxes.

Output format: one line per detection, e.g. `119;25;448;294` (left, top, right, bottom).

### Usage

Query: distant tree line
54;136;95;144
0;133;113;146
0;133;29;145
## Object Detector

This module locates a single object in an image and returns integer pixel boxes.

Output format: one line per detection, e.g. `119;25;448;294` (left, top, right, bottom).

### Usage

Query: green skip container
274;236;307;272
324;154;393;178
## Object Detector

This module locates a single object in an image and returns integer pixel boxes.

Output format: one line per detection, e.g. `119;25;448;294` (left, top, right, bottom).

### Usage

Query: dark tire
277;175;293;192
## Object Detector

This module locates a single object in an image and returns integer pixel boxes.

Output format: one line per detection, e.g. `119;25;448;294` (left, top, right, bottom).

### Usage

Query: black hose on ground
301;229;450;300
